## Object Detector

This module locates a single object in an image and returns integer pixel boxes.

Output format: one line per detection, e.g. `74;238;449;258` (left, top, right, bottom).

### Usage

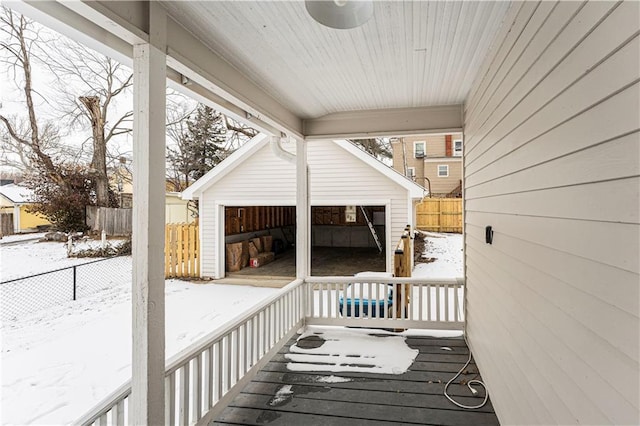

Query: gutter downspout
424;176;432;198
270;136;295;163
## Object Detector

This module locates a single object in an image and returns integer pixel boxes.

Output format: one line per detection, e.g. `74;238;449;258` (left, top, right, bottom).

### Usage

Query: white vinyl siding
463;2;639;425
199;140;411;278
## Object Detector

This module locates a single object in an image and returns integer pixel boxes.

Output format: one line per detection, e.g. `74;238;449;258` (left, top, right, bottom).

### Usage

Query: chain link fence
0;256;131;322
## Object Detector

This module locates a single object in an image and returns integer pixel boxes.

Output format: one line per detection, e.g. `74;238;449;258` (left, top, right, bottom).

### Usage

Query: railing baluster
114;399;125;426
232;327;242;385
367;282;372;318
417;283;423;321
179;363;190;426
318;283;324;318
97;413;107;426
165;372;176;426
192;354;202;421
454;284;460;322
444;283;450;322
401;283;406;320
409;284;414;320
436;284;441;321
215;341;222;403
333;283;342;318
204;346;213;412
226;333;233;397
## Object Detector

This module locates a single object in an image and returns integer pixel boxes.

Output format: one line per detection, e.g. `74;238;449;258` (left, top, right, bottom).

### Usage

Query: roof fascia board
181;134;270;200
304;105;464;140
331;140;425;199
16;1;303;139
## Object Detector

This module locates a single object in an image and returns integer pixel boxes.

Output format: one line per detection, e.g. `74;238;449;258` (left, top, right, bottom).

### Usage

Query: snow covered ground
412;232;463;278
0;240;277;425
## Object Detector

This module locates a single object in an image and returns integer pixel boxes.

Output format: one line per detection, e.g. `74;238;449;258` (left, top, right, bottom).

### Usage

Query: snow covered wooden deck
213;331;499;426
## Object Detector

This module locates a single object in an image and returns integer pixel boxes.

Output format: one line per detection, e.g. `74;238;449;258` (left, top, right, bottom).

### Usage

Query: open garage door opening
223;206;297;279
222;205;387;279
311;205;386;276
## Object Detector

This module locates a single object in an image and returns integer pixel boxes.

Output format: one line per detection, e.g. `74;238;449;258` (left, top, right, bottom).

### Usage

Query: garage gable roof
332;140;425;199
182;133;270;200
182;135;426;200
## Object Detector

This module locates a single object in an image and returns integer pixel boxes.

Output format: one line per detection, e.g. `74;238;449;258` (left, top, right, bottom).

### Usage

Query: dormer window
414;141;425;158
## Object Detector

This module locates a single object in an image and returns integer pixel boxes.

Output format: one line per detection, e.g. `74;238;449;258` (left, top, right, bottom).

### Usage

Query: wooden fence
415;198;462;233
86;206;132;236
165;223;199;278
0;213;13;237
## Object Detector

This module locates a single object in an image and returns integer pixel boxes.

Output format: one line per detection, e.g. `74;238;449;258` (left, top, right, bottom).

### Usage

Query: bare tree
46;39;133;207
224;116;258;151
0;8;65;184
349;138;392;162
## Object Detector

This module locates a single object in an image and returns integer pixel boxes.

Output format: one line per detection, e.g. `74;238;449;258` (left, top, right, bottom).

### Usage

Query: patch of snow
268;384;293;406
1;273;277;425
0;232;46;244
286;327;418;375
71;237;127;252
315;375;352;383
413;232;463;278
0;239;104;281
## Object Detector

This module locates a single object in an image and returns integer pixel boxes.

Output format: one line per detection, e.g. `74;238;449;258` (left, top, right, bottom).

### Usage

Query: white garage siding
199;139;413;278
463;1;639;425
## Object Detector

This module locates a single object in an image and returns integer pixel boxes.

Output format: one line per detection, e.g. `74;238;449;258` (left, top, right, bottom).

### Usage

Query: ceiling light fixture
305;0;373;30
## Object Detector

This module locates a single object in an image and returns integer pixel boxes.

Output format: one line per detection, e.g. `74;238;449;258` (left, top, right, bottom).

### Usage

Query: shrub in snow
70;239;131;258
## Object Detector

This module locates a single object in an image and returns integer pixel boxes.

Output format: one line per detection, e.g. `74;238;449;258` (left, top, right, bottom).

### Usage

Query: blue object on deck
339;283;394;318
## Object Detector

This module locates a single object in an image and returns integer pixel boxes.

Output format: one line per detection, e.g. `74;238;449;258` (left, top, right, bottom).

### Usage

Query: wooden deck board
213;334;500;426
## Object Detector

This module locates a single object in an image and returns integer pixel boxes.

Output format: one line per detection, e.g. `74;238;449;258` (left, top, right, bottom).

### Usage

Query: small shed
0;184;50;233
182;134;425;279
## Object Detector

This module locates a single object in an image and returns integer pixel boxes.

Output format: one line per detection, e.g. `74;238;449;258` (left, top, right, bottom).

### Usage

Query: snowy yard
0;239;276;425
412;231;463;278
0;232;462;425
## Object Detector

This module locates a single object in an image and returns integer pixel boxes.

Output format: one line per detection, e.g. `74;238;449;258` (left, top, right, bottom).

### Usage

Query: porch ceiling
160;1;510;121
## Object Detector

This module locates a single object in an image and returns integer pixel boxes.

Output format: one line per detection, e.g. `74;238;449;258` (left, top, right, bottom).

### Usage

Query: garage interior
223;205;386;279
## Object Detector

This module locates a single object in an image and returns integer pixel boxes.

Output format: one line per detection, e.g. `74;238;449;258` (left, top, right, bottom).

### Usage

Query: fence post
73;265;77;301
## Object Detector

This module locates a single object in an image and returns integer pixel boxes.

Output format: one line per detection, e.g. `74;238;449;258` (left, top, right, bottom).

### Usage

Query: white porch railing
306;276;465;330
75;276;464;426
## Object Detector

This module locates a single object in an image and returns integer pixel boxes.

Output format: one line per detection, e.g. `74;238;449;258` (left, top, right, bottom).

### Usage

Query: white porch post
296;139;309;279
131;3;167;425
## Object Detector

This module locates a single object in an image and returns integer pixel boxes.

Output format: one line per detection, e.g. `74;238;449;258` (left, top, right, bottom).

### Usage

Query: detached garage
182;134;425;279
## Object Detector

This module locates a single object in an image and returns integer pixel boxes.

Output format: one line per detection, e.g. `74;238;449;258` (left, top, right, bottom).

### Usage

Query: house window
414;141;425;158
407;167;416;180
454;140;463;156
438;165;449;177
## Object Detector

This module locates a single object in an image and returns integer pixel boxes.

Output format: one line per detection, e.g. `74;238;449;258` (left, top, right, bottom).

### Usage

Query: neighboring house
0;184;50;233
165;192;195;224
182;134;425;279
391;133;463;197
